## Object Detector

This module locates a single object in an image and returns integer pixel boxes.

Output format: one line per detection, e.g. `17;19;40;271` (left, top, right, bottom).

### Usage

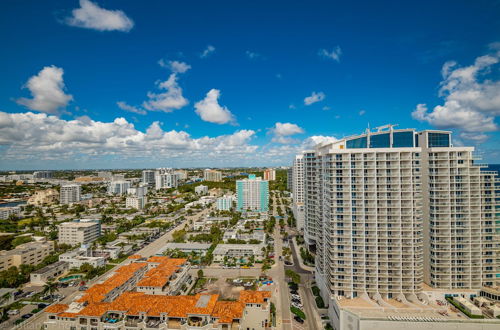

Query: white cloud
322;106;330;111
289;104;296;110
0;111;257;165
200;45;215;58
194;89;236;124
142;73;188;112
159;60;191;73
304;91;325;105
359;109;366;116
319;46;342;62
65;0;134;32
412;49;500;134
116;101;146;115
271;122;304;143
16;66;73;114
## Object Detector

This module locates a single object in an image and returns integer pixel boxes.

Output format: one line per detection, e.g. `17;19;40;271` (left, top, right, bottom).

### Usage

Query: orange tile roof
137;257;187;288
77;302;112;317
239;290;271;304
77;262;147;303
45;304;68;314
128;254;143;259
212;301;245;323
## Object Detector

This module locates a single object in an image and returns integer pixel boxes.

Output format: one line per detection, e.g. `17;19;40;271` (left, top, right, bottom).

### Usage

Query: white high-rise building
204;169;222;182
107;180;131;195
127;185;148;197
217;195;235;211
60;184;81;204
292;155;305;231
142;170;155;186
155;168;179;190
297;126;499;329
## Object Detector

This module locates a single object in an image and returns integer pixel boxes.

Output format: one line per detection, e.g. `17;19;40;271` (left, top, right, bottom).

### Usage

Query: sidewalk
292;236;315;272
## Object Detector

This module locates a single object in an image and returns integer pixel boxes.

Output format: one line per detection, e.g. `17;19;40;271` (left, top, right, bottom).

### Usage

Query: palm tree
42;280;59;298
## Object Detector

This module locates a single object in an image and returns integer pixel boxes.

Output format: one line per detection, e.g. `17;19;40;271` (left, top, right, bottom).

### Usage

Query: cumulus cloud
16;66;73;114
116;101;146;115
319;46;342;62
159;60;191;73
200;45;215;58
304;91;325;105
0;111;257;165
194;89;236;125
142;73;188;112
65;0;134;32
412;49;500;135
359;109;366;116
271;122;304;143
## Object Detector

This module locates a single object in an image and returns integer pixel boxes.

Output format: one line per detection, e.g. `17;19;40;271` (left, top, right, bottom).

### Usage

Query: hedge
290;306;306;320
315;296;325;308
312;286;321;296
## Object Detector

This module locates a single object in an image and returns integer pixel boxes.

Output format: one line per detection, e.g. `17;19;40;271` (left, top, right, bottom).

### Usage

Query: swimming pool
58;275;82;282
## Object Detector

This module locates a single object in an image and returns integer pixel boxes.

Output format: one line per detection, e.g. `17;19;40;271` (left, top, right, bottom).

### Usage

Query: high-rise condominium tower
296;126;498;322
236;174;269;212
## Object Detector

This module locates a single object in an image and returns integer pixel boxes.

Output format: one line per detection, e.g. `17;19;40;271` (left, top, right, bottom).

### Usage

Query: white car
7;310;19;315
291;294;301;300
292;302;303;309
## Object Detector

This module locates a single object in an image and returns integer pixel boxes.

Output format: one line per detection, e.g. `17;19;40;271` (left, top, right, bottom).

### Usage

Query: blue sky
0;0;499;169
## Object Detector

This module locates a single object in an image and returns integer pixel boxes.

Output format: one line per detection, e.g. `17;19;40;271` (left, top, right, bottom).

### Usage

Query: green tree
41;280;59;298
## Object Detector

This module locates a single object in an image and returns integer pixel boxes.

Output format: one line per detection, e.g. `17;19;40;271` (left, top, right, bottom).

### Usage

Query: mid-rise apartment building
155;168;179;190
60;184;81;204
0;238;54;271
108;180;131;195
236;175;269;212
263;168;276;181
0;206;21;220
142;170;155;186
296;126;499;330
216;195;235;211
126;196;147;209
195;185;208;195
204;169;222;182
58;219;101;246
33;171;53;179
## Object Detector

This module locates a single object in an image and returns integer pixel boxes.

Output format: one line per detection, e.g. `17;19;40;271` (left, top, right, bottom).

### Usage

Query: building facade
203;169;222;182
108;180;131;195
216;195;235;211
60;184;81;204
58;219;101;246
236;175;269;212
263;168;276;181
292;154;306;231
0;238;54;271
296;126;499;329
142;170;156;186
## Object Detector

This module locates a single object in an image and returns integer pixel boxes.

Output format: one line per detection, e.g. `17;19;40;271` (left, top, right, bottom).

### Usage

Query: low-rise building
0;238;54;271
223;229;265;243
213;243;265;262
0;206;21;220
44;288;271;330
159;243;212;256
30;261;68;285
59;248;106;269
58;219;101;245
195;185;209;195
136;256;191;295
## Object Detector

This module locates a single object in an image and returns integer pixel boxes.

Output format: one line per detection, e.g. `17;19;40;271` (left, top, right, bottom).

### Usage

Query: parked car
79;286;88;291
25;291;35;298
292;298;302;304
292;302;303;309
291;294;301;300
37;303;49;309
294;316;304;324
21;313;33;319
7;309;19;315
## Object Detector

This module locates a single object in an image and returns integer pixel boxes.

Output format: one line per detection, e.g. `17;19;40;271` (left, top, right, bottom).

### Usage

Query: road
14;207;212;330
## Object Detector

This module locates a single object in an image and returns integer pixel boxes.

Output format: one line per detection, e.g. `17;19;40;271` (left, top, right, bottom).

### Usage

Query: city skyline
1;0;500;169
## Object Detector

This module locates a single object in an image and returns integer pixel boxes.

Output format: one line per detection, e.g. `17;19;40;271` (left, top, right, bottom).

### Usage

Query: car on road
21;313;33;319
294;315;304;324
7;309;19;315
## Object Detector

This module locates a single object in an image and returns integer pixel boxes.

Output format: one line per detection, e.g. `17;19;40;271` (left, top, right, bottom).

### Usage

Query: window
392;131;414;147
370;133;390;148
428;132;450;147
346;137;367;149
